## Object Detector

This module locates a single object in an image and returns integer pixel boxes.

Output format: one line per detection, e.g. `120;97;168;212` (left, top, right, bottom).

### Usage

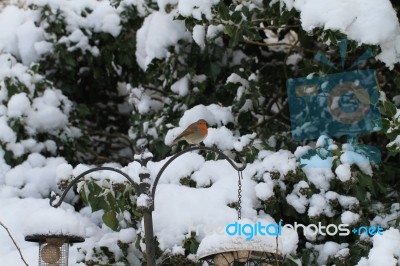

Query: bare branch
0;220;29;266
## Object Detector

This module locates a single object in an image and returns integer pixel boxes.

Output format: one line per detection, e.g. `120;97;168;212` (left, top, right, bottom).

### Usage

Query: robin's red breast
172;119;208;145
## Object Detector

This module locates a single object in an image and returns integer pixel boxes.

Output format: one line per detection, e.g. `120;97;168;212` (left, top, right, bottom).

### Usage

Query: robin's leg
197;142;207;156
189;143;203;148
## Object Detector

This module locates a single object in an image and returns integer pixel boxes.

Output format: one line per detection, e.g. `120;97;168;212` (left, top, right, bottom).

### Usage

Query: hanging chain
237;170;243;220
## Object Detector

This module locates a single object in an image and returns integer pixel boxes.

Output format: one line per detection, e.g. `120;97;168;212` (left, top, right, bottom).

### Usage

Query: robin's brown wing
173;121;198;142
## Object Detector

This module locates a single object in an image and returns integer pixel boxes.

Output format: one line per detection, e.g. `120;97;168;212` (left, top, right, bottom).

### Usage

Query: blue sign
287;40;382;167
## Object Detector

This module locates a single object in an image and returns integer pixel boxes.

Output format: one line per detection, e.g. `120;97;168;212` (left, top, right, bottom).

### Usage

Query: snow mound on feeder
24;206;85;238
196;219;298;260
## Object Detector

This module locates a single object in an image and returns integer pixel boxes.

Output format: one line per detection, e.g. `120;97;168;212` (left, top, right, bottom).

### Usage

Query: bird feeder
196;231;283;266
24;206;85;266
197;171;283;265
25;234;84;266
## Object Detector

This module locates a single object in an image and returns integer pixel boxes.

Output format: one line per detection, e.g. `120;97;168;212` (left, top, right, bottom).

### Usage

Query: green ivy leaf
106;192;118;212
103;210;119;231
189;240;199;254
381;100;397;117
357;172;375;196
218;3;230;21
224;24;233;36
353;184;367;204
231;11;242;24
80;187;88;204
381;118;391;131
76;104;91;116
87;182;110;211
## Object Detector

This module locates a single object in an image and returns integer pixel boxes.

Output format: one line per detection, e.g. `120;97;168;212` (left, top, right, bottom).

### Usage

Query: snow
302;167;334;191
341;211;360;225
149;152;205;186
356;228;400;266
0;53;79;161
24;205;86;237
205;127;236;150
0;198;83;265
153;184;238;250
3;155;68;198
286;181;309;214
193;25;206;49
28;0;122;37
26;89;69;133
286;53;302;65
0;116;16;143
340;150;372;176
335;163;352;182
277;0;400;68
129;86;163;114
171;244;185;255
197;232;280;259
0;0;122;64
16;20;45;65
254;181;274;200
226;73;250;88
86;1;121;37
206;24;224;39
136;194;151;208
308;194;330;218
136;11;191;70
0;6;44;65
117;0;149;17
196;218;297;259
56;163;73;183
1;197;142;265
337;195;359;210
259;150;297;177
372;203;400;229
313;241;349;265
263;28;298;53
170;75;190;96
7;93;30;118
176;0;219;20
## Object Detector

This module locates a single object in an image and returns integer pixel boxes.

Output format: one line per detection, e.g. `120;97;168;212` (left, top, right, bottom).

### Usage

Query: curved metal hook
150;146;246;210
51;166;140;208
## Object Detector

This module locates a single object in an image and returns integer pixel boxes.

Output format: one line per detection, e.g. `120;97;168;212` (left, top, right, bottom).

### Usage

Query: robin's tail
171;137;180;146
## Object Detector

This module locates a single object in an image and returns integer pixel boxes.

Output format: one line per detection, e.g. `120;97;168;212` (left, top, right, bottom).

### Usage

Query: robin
172;119;208;145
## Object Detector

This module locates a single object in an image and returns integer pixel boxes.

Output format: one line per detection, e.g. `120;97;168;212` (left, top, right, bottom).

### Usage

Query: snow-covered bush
0;53;80;166
0;0;153;163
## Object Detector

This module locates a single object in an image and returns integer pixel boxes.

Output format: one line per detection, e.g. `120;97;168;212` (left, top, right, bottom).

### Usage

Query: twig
253;25;301;30
251;17;278;23
0;220;29;266
244;39;296;47
243;38;315;53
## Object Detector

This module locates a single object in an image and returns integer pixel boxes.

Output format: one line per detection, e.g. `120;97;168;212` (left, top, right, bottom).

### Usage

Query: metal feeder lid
196;228;282;260
25;234;85;243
